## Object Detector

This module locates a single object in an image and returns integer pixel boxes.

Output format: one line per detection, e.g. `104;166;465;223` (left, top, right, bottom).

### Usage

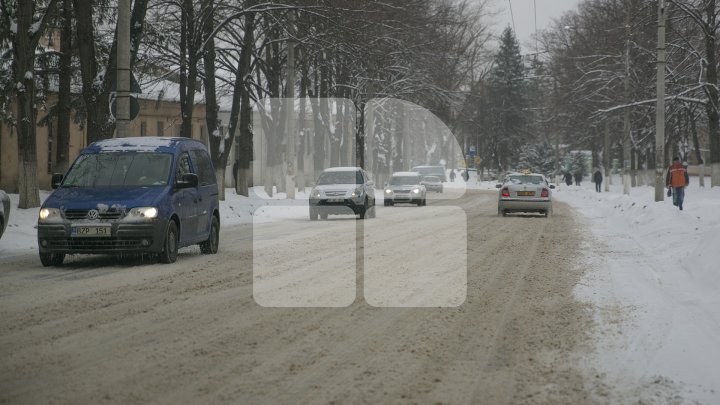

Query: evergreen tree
485;27;527;171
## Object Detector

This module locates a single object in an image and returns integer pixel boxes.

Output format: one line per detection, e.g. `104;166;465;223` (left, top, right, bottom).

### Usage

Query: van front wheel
159;220;179;264
200;216;219;254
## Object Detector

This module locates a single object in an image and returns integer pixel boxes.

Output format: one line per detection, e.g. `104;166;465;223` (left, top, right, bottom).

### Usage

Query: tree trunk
230;3;257;197
705;0;720;186
13;0;58;208
201;0;225;199
179;0;197;138
55;0;72;175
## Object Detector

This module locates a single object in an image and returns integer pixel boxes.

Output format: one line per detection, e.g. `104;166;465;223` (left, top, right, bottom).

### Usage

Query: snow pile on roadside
554;177;720;403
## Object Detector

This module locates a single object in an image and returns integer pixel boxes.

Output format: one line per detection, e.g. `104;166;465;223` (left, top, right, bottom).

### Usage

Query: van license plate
71;225;111;237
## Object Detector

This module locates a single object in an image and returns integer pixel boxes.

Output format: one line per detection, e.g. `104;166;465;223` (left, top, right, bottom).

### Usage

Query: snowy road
1;190;606;404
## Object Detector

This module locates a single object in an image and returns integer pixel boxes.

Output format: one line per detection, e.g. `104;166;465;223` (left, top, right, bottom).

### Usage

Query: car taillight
501;188;510;197
541;188;549;198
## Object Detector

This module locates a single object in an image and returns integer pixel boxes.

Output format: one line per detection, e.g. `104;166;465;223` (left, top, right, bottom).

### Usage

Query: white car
309;167;376;220
496;172;555;217
384;172;427;206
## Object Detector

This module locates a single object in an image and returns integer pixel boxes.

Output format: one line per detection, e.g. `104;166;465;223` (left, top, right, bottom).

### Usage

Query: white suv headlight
412;188;421;194
311;189;322;199
351;188;364;198
128;207;158;219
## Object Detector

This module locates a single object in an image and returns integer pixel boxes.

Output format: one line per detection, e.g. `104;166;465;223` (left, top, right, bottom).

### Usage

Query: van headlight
128;207;158;219
39;208;61;221
351;188;364;198
385;189;393;194
412;188;421;194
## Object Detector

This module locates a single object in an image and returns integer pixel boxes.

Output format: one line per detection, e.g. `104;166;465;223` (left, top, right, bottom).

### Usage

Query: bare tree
1;0;59;208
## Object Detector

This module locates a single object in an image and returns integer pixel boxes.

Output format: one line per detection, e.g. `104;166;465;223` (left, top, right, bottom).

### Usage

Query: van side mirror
177;173;199;189
550;184;556;189
495;183;502;189
367;180;375;187
51;173;64;189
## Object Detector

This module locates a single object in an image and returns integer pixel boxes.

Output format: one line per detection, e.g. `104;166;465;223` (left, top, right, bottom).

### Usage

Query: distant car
384;172;427;206
496;172;555;217
0;190;9;240
309;167;376;220
37;137;220;266
411;165;447;182
421;175;443;193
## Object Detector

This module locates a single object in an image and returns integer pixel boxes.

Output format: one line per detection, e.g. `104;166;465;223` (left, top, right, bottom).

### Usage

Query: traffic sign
110;95;140;121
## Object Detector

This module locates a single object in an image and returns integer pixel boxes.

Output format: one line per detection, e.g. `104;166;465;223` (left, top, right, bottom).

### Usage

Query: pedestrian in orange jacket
666;157;689;210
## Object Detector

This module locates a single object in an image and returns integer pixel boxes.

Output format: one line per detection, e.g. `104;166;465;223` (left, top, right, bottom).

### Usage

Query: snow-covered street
1;174;719;403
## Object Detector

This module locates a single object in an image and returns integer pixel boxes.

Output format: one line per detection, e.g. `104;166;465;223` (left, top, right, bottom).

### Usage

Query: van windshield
63;152;173;187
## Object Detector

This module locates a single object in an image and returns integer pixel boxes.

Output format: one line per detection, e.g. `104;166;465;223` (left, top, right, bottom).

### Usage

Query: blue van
37;137;220;266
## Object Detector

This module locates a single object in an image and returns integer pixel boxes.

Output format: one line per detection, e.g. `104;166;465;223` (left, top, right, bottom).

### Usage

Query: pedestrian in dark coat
449;170;456;182
593;168;603;192
574;171;582;186
564;172;573;186
666;157;689;210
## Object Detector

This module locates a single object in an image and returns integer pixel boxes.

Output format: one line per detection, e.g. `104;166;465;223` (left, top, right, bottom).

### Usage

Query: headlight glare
39;208;59;220
412;188;420;194
129;207;158;219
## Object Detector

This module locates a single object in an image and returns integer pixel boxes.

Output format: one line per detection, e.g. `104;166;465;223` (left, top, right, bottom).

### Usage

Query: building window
157;121;164;137
140;121;146;136
200;125;207;145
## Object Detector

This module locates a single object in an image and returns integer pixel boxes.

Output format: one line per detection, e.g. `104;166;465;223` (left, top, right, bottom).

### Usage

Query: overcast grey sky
492;0;583;53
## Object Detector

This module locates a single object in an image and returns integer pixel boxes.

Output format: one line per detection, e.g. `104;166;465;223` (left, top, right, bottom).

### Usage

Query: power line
508;0;516;34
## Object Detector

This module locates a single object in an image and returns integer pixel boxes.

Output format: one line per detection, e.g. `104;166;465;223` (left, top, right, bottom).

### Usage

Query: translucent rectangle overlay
253;206;357;307
364;206;467;307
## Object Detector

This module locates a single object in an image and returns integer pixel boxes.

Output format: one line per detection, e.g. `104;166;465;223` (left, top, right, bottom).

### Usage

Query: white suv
309;167;376;220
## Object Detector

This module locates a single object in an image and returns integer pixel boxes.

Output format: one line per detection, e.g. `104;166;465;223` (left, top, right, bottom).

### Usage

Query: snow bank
555;176;720;403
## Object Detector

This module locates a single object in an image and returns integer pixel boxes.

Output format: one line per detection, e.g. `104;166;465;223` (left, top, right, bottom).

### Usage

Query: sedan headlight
311;189;322;199
127;207;158;219
39;208;61;221
412;188;421;194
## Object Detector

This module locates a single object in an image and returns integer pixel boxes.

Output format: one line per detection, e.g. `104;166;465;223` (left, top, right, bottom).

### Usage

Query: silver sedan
496;173;554;217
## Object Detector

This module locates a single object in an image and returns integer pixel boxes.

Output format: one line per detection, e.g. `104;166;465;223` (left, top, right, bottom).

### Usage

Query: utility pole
604;120;610;192
116;0;131;138
622;15;631;195
654;0;666;201
285;11;297;199
553;76;561;185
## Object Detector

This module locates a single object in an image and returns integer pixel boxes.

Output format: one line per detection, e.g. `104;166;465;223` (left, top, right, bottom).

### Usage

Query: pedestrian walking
665;157;689;210
574;171;582;186
449;169;456;182
564;172;573;186
462;169;469;182
593;168;603;193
